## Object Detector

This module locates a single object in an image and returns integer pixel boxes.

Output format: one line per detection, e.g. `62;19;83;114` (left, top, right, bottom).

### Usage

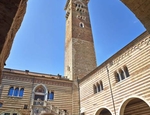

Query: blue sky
5;0;145;76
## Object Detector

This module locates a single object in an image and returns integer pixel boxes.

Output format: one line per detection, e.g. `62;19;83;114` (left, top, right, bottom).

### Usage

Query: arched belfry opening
95;108;112;115
119;97;150;115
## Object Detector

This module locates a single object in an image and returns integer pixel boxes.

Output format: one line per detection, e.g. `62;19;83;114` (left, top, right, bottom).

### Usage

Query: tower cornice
65;0;90;10
64;0;70;10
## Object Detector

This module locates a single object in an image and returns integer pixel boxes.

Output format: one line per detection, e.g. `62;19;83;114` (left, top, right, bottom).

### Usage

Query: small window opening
67;66;70;71
24;104;28;109
4;113;10;115
115;72;120;82
120;70;125;80
48;91;54;100
100;81;103;90
8;87;14;96
0;103;3;107
81;112;85;115
96;83;100;92
124;66;129;77
14;87;19;96
64;109;67;113
93;85;97;94
79;22;84;28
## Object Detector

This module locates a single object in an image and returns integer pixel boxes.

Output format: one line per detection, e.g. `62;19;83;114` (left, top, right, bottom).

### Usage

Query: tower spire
64;0;97;80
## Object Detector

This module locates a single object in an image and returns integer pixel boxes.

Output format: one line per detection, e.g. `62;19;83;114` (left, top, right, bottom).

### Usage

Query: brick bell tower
64;0;97;80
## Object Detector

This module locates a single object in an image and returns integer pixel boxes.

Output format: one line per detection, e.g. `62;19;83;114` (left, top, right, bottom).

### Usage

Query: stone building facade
0;69;72;115
79;31;150;115
0;0;150;115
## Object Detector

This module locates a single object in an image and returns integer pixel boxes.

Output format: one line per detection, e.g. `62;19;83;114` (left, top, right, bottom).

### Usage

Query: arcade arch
95;107;112;115
119;96;150;115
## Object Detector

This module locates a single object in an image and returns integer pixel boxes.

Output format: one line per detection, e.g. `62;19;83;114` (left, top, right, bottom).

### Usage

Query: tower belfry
64;0;97;80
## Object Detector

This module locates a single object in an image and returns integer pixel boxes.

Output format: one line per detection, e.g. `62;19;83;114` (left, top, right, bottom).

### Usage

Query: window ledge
7;96;23;99
94;90;104;95
47;99;54;101
116;76;130;83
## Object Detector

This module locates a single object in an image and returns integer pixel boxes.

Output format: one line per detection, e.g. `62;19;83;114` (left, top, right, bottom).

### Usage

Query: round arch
94;107;113;115
118;95;150;115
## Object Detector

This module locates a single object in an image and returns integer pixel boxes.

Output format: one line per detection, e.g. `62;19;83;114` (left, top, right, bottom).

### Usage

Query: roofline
79;30;149;83
3;68;72;82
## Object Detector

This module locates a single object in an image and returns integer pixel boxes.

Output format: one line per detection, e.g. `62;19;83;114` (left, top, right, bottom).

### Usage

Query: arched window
81;112;85;115
33;85;48;106
79;22;84;28
120;69;125;80
48;91;54;100
8;87;14;96
100;81;103;91
14;87;19;96
97;83;100;92
48;91;50;99
19;88;24;97
114;71;120;82
50;91;54;100
93;85;97;94
34;86;45;101
124;66;130;77
0;103;3;107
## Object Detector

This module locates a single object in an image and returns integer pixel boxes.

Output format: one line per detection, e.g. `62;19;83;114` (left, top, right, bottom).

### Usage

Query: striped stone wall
0;70;73;114
79;31;150;115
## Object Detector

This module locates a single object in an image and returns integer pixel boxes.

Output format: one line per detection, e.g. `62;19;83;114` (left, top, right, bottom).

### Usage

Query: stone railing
32;100;69;115
33;100;44;106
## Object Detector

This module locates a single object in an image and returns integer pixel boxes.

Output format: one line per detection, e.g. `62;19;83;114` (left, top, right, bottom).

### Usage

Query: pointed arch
114;71;120;82
14;87;19;96
19;88;24;97
8;87;14;96
93;84;97;94
100;80;103;91
31;84;48;106
33;84;48;94
96;82;100;92
119;69;125;80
